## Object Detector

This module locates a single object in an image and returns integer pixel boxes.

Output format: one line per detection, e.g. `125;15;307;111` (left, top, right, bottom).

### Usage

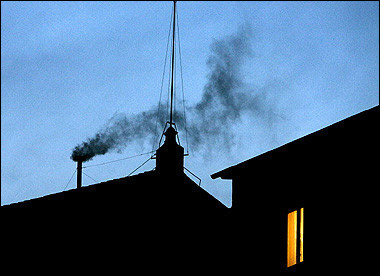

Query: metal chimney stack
77;160;82;189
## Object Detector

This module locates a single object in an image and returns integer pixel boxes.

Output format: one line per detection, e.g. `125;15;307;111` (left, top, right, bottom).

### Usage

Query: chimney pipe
77;160;82;189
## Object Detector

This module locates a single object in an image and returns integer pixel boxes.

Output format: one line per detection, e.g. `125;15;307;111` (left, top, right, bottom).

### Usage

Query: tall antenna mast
169;1;177;125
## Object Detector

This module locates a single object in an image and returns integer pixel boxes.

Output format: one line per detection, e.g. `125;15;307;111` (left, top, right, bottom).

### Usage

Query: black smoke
187;24;256;150
71;108;163;162
182;23;279;151
71;24;279;162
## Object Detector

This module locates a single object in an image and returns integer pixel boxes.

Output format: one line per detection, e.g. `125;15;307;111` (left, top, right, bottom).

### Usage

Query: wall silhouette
2;106;378;273
212;105;378;272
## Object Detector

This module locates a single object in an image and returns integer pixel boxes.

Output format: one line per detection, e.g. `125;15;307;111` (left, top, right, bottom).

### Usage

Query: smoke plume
187;24;256;150
71;108;163;162
71;24;279;162
184;23;279;151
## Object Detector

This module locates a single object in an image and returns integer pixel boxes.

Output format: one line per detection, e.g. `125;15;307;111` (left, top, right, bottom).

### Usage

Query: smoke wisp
71;24;279;162
71;108;163;162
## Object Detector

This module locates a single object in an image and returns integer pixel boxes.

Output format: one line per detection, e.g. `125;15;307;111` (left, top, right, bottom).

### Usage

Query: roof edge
211;105;379;180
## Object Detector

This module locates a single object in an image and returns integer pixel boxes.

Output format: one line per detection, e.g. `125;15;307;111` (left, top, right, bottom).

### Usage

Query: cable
166;3;175;127
127;156;153;177
82;172;98;183
176;8;189;154
173;27;177;127
63;168;77;191
152;8;173;153
184;167;202;186
82;151;155;168
166;49;172;126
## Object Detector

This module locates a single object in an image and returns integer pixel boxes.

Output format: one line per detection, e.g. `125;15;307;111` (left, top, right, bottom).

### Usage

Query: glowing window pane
300;208;304;263
287;210;297;267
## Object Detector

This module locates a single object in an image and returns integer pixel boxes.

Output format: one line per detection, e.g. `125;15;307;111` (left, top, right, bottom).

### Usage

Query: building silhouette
211;105;378;272
2;1;378;270
2;125;228;218
3;105;378;273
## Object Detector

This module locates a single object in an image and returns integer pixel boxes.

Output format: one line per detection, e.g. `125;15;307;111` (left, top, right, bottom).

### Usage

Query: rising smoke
71;24;279;162
187;24;280;151
71;108;163;162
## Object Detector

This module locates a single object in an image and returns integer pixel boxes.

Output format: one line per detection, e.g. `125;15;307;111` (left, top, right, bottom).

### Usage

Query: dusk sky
2;1;378;206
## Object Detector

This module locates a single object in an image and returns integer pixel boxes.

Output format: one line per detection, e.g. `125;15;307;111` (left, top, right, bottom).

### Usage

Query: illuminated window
300;208;304;263
287;210;297;267
287;208;304;268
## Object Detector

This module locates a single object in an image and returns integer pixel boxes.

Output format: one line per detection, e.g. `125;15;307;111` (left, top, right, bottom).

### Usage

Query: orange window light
287;210;297;267
300;208;304;263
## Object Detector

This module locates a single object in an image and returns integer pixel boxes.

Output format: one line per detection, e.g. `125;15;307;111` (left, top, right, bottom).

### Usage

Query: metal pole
169;1;176;125
77;160;82;189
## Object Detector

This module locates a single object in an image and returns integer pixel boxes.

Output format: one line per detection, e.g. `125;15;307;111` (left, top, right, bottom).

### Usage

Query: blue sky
1;1;378;206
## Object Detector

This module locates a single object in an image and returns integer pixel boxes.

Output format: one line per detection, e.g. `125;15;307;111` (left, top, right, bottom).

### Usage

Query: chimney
156;125;184;176
77;160;82;189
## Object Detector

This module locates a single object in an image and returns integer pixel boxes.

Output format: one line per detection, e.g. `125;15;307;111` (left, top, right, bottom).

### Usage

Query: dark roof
211;105;379;180
2;170;156;208
3;169;228;216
